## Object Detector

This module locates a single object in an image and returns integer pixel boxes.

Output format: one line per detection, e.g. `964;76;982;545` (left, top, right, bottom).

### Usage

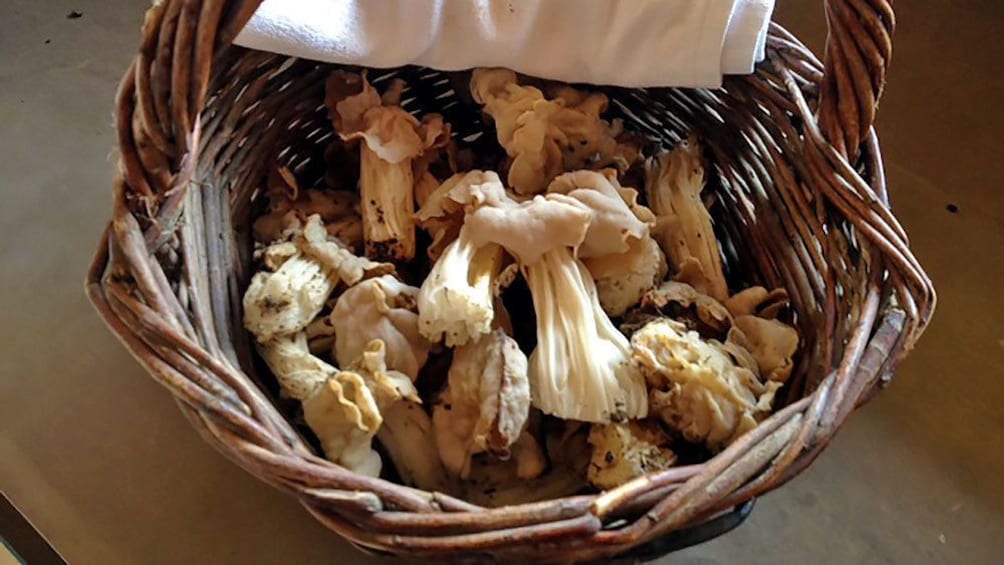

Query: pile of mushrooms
241;69;800;504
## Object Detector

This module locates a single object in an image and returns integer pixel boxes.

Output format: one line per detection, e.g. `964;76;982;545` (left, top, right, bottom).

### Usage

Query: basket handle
816;0;895;159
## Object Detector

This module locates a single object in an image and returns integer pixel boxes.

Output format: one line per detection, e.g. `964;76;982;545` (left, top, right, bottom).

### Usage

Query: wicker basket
86;1;935;562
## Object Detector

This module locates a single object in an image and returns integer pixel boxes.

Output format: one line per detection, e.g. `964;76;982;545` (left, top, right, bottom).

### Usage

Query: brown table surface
2;1;1002;563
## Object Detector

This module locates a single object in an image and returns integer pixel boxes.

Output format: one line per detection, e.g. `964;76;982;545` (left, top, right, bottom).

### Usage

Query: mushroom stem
359;145;416;261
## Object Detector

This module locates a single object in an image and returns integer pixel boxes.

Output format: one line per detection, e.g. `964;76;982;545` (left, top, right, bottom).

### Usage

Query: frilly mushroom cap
546;169;649;259
631;318;780;450
332;275;431;380
730;315;799;383
464;194;593;266
302;370;384;477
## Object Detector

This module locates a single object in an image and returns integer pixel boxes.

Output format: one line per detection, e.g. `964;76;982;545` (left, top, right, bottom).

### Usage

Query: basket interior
194;45;864;485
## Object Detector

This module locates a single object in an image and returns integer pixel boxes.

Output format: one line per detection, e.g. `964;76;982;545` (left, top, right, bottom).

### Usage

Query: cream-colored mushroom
460;185;649;422
587;421;677;490
432;328;536;479
645;137;729;301
243;215;392;342
639;280;733;337
631;318;780;451
724;286;790;319
470;69;629;196
253;331;385;477
331;275;431;380
414;173;467;261
729;315;799;383
547;169;666;316
326;71;450;261
302;371;384;476
349;340;451;492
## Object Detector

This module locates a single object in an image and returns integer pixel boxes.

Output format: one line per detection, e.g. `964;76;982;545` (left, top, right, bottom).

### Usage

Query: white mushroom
416;171;511;346
432;328;536;479
349;340;451;492
631;318;780;450
547;169;667;316
460;185;649;422
243;215;392;342
302;371;384;476
331;275;431;380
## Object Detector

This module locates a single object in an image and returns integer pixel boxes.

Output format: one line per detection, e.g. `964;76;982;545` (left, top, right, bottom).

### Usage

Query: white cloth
234;0;775;88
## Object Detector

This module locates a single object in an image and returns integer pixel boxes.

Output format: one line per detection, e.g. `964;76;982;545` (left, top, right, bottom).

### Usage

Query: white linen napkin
234;0;775;88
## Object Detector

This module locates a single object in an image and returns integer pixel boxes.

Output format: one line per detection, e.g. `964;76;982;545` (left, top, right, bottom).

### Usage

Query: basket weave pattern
87;1;934;561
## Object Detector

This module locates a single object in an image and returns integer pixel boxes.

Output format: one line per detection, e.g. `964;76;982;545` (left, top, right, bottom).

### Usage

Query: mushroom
432;328;537;479
547;169;667;316
256;331;333;401
724;286;791;320
252;166;362;247
631;318;780;451
416;171;512;346
331;275;431;380
349;340;451;491
302;370;384;476
729;315;799;383
470;69;629;196
414;172;468;262
626;280;733;338
250;330;385;476
326;71;450;261
587;421;677;490
459;182;649;423
244;215;391;342
645;137;729;301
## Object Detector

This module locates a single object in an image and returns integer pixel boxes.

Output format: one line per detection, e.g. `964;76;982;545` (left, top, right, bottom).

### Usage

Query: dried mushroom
547;169;666;316
433;328;536;479
460;185;648;423
417;172;513;346
633;280;733;338
645;137;729;301
346;340;451;491
253;167;361;247
243;214;392;343
631;319;780;451
414;172;467;261
326;71;450;260
302;371;384;476
729;316;799;383
256;331;333;401
250;330;385;476
724;286;790;319
587;421;677;490
299;215;394;285
470;69;628;196
331;275;431;380
243;249;335;342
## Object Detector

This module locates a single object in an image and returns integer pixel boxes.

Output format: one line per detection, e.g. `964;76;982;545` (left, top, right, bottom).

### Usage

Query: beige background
2;1;1002;563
